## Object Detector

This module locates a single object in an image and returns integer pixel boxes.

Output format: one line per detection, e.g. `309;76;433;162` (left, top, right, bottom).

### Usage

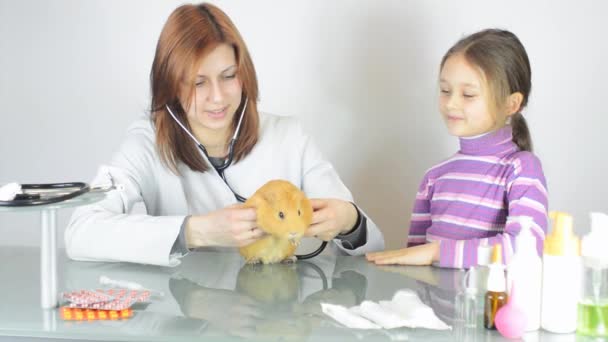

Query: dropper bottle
484;244;508;329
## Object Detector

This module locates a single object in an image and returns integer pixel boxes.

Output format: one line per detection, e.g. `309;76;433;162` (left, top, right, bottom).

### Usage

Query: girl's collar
458;125;518;156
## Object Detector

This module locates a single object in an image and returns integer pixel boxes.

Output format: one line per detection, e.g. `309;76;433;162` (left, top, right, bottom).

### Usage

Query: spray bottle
484;244;507;330
507;216;542;331
577;212;608;337
541;211;581;333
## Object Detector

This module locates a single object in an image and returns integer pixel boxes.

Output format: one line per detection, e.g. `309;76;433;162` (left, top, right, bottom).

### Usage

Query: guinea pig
239;180;313;264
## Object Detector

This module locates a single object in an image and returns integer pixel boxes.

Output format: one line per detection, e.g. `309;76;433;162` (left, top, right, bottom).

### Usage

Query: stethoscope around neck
165;98;328;260
165;99;247;202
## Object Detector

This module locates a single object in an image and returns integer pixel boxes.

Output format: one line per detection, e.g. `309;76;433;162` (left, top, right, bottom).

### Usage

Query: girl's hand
304;199;358;241
366;242;440;266
186;204;265;248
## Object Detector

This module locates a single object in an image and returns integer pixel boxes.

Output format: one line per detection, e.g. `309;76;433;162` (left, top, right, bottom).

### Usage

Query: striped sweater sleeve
504;153;549;256
438;153;548;268
407;173;433;247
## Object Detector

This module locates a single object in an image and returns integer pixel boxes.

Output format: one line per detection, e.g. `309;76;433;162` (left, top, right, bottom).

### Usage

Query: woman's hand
366;242;440;266
304;199;358;241
185;204;265;248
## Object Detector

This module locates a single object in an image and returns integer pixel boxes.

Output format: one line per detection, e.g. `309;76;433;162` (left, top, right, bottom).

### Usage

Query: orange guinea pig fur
239;180;313;264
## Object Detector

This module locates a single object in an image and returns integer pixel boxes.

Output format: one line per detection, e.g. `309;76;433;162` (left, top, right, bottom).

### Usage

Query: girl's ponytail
511;113;532;152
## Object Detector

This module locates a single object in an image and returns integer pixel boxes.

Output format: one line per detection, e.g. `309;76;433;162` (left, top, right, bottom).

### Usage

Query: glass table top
0;246;581;341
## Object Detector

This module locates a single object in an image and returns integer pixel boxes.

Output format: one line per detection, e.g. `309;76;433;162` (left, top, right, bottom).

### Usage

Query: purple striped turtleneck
407;125;548;268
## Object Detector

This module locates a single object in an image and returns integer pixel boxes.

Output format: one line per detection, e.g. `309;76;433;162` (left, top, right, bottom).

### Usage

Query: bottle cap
487;244;506;292
514;216;538;255
477;244;492;266
491;244;502;264
463;267;478;295
582;212;608;264
545;211;580;256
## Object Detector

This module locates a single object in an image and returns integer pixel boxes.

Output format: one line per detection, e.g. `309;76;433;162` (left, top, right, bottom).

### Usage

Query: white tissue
321;303;381;329
352;301;408;329
379;289;451;330
322;289;451;330
0;182;20;201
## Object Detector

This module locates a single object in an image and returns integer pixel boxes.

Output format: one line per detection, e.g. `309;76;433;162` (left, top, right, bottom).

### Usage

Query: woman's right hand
185;204;264;248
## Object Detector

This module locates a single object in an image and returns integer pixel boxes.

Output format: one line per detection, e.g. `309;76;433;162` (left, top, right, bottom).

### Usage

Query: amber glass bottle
484;244;508;329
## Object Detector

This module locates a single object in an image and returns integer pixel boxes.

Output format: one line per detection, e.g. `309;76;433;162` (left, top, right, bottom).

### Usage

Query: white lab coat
65;112;385;266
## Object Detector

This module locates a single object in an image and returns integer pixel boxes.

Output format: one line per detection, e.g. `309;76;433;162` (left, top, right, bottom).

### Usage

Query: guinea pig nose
278;211;285;220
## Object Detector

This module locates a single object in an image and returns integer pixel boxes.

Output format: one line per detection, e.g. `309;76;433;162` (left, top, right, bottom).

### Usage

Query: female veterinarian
65;2;384;266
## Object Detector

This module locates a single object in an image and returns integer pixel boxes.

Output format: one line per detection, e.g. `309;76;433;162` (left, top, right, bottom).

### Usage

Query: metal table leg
40;209;57;309
42;308;57;332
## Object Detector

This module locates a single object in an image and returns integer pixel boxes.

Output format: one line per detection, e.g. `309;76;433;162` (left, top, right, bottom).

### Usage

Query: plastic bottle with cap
457;266;478;327
458;244;491;324
577;212;608;337
540;211;581;333
507;216;542;331
455;267;479;341
484;244;508;330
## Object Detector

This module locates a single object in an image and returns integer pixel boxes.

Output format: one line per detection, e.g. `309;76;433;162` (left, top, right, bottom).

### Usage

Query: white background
1;0;606;249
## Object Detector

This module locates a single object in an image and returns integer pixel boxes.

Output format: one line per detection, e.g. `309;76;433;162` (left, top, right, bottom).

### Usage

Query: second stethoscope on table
165;99;327;260
165;99;247;202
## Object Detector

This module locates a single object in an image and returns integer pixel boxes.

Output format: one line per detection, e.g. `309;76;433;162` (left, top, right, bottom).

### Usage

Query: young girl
367;29;548;269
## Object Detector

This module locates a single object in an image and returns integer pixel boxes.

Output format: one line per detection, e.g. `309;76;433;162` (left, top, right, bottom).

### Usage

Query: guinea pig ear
246;194;265;209
247;190;276;209
290;190;306;206
260;191;278;205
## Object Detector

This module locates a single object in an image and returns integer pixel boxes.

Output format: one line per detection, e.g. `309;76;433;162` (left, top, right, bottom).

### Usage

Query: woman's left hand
304;199;358;241
366;242;440;266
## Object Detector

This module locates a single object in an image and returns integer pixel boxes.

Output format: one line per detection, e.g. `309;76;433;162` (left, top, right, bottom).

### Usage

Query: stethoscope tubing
0;182;90;207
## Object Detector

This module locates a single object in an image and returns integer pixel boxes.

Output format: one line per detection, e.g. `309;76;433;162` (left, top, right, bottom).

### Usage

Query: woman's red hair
150;3;259;173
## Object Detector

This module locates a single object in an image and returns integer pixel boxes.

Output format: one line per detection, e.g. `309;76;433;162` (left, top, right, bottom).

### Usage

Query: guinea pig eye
278;211;285;220
298;210;301;216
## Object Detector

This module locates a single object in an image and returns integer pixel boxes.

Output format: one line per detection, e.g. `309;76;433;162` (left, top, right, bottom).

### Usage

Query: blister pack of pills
62;288;151;311
60;307;133;321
